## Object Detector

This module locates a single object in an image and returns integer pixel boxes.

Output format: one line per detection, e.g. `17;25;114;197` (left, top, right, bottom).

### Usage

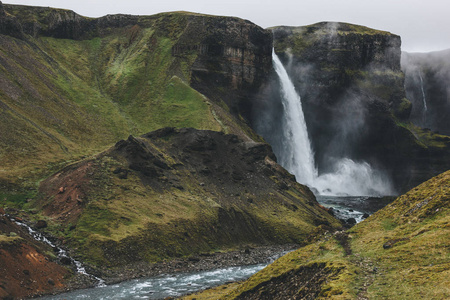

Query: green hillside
186;170;450;299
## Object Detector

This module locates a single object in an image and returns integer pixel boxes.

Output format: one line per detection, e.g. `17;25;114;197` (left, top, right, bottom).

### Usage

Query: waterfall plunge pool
317;195;395;224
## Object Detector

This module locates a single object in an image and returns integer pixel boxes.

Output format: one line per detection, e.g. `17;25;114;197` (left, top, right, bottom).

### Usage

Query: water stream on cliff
12;218;105;286
272;51;393;196
418;71;428;112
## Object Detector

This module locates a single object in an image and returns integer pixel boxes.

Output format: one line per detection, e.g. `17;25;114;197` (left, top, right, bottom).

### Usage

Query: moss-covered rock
36;128;340;268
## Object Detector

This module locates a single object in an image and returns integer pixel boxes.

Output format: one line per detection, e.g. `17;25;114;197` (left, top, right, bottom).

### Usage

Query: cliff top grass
272;22;395;56
187;170;450;299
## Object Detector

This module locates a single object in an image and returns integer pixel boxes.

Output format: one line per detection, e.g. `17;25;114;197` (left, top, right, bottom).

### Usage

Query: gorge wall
402;49;450;136
253;22;450;193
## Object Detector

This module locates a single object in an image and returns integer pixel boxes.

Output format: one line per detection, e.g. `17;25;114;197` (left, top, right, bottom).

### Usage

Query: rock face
402;49;450;136
182;17;273;119
37;128;340;268
254;22;450;192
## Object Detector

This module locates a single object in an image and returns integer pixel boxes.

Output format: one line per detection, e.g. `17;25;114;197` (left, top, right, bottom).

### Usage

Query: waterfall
418;72;428;111
272;52;317;185
272;50;393;196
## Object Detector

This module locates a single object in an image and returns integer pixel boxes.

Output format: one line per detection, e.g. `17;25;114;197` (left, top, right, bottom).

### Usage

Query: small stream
12;218;105;286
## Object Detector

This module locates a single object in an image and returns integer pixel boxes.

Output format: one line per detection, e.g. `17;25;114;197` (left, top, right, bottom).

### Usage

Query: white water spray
272;51;393;196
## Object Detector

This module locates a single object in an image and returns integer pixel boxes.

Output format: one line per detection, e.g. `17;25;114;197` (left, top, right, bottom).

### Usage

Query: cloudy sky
4;0;450;52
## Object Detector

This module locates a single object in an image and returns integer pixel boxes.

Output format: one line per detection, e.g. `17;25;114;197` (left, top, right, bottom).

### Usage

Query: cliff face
402;49;450;136
256;22;450;192
0;4;271;190
3;3;272;120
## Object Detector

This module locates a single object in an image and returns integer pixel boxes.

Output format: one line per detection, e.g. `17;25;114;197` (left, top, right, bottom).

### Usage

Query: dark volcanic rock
0;1;24;38
402;49;450;136
256;22;450;193
35;220;47;229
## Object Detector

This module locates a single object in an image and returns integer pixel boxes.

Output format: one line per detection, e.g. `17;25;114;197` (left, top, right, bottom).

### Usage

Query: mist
401;49;450;136
254;45;396;196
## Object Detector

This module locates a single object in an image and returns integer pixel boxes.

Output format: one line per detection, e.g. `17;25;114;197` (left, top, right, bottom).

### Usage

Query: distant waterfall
272;50;393;196
419;72;428;111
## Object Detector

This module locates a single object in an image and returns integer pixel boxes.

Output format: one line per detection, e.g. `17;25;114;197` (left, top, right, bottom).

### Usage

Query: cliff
186;169;450;299
0;3;271;191
254;22;450;192
402;49;450;136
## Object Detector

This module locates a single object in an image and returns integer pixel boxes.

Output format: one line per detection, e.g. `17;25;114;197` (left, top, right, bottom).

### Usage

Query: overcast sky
4;0;450;52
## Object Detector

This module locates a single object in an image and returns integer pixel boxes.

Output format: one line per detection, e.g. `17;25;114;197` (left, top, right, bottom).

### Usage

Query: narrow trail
334;231;379;300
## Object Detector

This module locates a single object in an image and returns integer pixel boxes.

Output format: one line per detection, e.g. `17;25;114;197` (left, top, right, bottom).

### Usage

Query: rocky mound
36;128;340;271
186;169;450;299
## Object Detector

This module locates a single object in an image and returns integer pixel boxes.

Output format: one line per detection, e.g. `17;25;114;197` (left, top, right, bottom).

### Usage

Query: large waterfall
272;53;317;186
271;51;393;196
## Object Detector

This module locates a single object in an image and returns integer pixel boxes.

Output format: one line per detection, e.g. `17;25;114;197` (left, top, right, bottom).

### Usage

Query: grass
0;11;236;192
273;22;393;56
187;170;450;299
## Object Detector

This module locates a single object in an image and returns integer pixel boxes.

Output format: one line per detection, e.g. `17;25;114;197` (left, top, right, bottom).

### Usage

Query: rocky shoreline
39;244;300;298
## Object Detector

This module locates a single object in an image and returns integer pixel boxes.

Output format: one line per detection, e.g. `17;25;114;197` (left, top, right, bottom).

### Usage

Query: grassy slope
0;12;240;193
186;170;450;299
35;130;341;266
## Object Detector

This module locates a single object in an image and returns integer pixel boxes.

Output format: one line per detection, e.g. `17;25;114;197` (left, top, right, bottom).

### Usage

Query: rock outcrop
254;22;450;192
402;49;450;136
37;128;340;269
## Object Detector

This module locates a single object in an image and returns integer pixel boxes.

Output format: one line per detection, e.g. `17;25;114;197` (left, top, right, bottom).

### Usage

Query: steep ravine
253;22;450;193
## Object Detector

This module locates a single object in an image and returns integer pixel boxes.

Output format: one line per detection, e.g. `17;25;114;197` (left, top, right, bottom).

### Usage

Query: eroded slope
36;128;340;270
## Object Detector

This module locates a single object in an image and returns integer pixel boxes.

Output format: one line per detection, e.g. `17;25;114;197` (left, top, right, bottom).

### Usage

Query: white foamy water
272;51;394;196
39;252;287;300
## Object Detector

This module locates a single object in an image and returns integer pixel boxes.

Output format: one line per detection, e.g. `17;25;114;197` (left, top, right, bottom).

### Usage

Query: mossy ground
31;130;340;267
187;170;450;299
0;12;248;192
